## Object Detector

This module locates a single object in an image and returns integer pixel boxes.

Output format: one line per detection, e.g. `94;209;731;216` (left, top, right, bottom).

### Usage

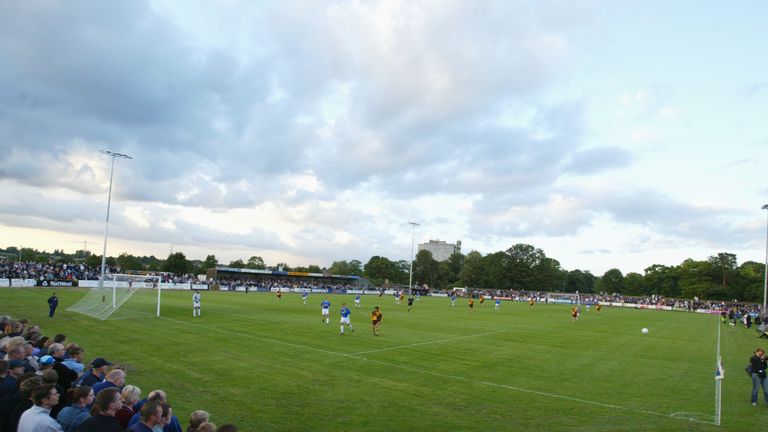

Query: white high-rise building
418;239;461;262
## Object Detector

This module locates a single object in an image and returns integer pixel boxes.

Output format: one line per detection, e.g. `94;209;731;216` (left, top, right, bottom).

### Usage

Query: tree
228;259;246;269
246;256;266;270
601;268;625;294
163;252;192;275
364;256;399;285
644;264;680;297
623;272;646;295
505;244;546;290
566;270;596;293
116;253;144;272
708;253;737;288
458;251;484;288
201;255;218;271
413;250;438;288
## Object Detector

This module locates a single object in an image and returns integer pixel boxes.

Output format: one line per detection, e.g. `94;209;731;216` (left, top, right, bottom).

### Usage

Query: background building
418;239;461;262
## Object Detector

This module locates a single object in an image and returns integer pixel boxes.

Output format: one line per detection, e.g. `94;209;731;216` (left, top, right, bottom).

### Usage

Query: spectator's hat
91;357;112;368
38;355;55;366
8;359;25;369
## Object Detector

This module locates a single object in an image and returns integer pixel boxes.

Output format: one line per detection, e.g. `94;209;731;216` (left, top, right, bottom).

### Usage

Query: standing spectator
77;387;124;432
56;385;94;432
17;383;62;431
115;385;142;428
1;360;25;396
47;293;59;318
92;369;126;396
5;375;42;432
127;400;164;432
61;346;85;375
77;357;112;387
49;344;77;397
36;355;55;376
128;390;182;432
187;410;209;432
749;348;768;406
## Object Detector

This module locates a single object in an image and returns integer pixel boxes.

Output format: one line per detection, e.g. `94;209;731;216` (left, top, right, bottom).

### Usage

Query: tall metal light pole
98;150;132;289
762;204;768;314
408;222;419;297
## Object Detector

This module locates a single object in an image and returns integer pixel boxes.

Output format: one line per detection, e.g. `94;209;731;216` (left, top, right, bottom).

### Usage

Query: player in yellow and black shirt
371;306;382;336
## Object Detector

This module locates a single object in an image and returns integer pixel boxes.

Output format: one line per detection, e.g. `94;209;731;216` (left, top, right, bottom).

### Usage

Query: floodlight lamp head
99;149;133;160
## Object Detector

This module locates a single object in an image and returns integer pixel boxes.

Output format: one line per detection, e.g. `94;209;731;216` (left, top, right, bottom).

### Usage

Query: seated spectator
56;385;93;432
77;357;112;387
116;384;142;428
77;387;124;432
17;382;63;431
187;409;209;432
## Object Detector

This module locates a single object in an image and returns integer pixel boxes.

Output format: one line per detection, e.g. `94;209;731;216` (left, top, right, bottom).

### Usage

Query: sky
0;1;766;276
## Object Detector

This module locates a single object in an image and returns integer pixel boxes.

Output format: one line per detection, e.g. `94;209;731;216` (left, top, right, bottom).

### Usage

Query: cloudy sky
1;1;766;275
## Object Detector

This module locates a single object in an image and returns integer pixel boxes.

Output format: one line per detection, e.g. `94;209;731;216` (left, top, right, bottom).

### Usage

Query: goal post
67;274;162;320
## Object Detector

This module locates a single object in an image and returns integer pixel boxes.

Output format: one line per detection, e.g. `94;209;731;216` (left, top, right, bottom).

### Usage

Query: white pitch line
348;330;508;355
160;316;714;425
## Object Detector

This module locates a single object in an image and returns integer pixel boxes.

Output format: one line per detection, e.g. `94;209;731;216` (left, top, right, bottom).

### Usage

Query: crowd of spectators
0;315;236;432
217;275;356;293
0;260;116;282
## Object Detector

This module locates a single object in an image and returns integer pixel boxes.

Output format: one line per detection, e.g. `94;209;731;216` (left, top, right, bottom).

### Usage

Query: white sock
340;326;344;333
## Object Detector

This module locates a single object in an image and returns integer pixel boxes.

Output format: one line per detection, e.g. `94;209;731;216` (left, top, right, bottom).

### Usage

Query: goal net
67;274;162;320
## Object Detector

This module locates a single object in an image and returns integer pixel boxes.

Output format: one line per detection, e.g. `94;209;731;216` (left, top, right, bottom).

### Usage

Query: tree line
1;245;764;301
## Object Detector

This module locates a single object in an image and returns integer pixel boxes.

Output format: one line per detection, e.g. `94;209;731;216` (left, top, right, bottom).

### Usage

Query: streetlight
762;204;768;314
408;222;420;297
98;150;132;289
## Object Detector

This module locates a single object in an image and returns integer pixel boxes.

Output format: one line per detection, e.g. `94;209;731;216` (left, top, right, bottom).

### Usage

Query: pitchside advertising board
36;280;78;287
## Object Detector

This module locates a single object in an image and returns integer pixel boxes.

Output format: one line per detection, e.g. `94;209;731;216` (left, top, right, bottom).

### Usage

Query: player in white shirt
192;291;202;317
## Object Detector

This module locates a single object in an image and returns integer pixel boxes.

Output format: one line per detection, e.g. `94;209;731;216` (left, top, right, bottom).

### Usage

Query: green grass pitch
1;288;765;431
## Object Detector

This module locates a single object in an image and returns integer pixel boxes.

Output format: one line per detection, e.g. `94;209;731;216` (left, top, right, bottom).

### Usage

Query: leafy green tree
678;259;720;299
163;252;192;274
505;244;545;290
566;270;596;293
413;250;438;288
623;272;646;295
482;252;509;289
601;268;625;294
85;254;102;268
247;256;266;270
533;257;564;291
200;255;218;271
458;251;484;288
643;264;680;297
708;252;737;288
736;261;765;301
116;253;144;272
228;259;246;268
364;256;399;285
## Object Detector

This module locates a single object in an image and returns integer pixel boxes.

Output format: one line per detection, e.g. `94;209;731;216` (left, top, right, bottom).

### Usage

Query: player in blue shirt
47;292;59;317
302;290;309;305
354;294;361;308
450;292;457;307
321;298;331;324
339;303;354;335
494;297;501;311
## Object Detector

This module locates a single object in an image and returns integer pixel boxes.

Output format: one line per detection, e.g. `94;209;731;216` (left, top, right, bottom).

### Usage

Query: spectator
56;385;94;432
48;343;77;395
127;400;164;432
0;360;25;397
62;346;85;375
77;357;111;387
36;355;55;376
197;422;216;432
187;410;209;432
92;369;126;396
8;375;42;432
17;383;62;431
128;390;182;432
116;384;142;428
77;387;124;432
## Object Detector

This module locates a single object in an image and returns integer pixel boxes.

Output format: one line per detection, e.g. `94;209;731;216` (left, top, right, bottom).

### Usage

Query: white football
641;328;649;334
